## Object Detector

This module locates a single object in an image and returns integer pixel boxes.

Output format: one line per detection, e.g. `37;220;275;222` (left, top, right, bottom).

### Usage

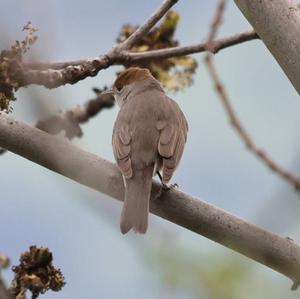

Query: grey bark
234;0;300;94
0;112;300;289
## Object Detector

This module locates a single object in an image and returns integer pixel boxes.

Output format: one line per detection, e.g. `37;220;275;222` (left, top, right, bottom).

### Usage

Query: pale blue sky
1;1;300;298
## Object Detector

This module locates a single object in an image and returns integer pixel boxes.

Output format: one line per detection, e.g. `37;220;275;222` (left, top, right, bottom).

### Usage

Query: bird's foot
156;171;179;191
154;182;179;201
163;183;179;191
154;171;179;200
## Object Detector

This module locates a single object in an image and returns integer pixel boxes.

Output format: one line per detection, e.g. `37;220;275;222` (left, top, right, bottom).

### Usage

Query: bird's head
102;67;156;106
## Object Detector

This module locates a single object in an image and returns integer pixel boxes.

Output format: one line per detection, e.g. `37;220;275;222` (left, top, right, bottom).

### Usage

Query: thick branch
0;112;300;290
234;0;300;94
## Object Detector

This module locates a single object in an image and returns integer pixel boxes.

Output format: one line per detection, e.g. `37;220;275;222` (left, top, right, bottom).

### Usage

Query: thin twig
0;112;300;290
204;0;300;190
206;0;227;49
120;0;179;50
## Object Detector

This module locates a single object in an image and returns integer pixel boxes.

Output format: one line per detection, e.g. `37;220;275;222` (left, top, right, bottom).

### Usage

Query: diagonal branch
0;112;300;290
206;60;300;189
34;88;114;139
120;0;179;50
204;0;300;190
206;0;227;46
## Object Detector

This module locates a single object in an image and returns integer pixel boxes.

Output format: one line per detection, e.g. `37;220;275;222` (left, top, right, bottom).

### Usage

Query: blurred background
1;1;300;298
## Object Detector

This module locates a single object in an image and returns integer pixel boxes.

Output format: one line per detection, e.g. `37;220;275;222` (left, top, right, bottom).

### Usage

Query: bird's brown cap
114;67;152;91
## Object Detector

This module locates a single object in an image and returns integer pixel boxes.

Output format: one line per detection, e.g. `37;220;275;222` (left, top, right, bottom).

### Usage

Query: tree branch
206;0;227;46
205;0;300;191
206;59;300;189
124;30;258;62
34;88;114;139
18;0;178;89
17;0;258;90
234;0;300;95
0;88;114;155
120;0;179;50
21;31;259;88
23;30;258;71
22;55;113;88
0;112;300;290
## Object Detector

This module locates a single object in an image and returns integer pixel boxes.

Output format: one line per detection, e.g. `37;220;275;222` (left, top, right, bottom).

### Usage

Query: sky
1;1;300;299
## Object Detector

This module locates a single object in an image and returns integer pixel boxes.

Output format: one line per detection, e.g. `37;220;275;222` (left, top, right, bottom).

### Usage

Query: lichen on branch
0;22;38;111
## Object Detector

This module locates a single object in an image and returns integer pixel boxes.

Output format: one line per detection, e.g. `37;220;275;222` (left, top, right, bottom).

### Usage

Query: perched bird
106;67;188;234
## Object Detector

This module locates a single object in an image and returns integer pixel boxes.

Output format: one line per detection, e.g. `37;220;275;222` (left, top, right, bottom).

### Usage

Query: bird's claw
154;182;179;201
163;183;178;191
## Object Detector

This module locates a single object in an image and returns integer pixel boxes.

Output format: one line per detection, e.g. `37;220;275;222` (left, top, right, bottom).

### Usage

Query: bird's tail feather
120;166;154;234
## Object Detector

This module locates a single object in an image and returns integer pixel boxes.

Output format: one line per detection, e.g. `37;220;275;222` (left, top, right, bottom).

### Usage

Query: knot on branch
24;60;107;88
9;246;65;299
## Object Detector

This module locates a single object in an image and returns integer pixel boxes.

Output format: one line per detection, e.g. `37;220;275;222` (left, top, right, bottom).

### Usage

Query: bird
105;67;188;234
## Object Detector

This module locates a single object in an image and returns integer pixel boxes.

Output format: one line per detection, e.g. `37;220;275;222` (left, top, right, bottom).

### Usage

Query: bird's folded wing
157;101;188;184
112;125;132;178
